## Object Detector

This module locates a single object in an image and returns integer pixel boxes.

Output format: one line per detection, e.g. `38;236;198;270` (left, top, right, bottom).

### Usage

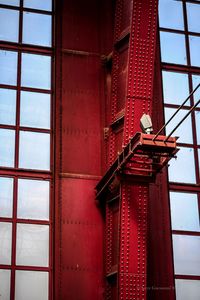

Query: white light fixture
140;114;153;134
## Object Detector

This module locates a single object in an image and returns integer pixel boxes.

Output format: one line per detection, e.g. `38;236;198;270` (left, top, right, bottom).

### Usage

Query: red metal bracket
96;132;178;200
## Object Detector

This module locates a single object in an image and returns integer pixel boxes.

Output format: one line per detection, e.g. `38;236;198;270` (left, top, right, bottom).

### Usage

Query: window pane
19;131;50;170
0;50;18;85
15;271;48;300
160;32;187;65
20;91;50;129
195;111;200;144
0;8;19;43
0;177;13;218
0;0;19;5
23;12;52;47
0;129;15;168
176;279;200;300
164;108;193;144
168;147;196;184
0;222;12;265
162;71;189;105
17;179;49;220
0;88;16;125
189;36;200;67
16;224;49;267
170;192;200;232
0;269;11;300
159;0;184;30
192;74;200;107
24;0;52;11
21;53;51;89
173;235;200;275
187;3;200;33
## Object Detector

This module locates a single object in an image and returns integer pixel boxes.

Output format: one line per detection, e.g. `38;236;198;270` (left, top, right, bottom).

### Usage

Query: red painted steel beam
102;0;162;299
54;0;116;299
120;1;159;299
97;131;177;300
119;183;149;299
123;0;159;142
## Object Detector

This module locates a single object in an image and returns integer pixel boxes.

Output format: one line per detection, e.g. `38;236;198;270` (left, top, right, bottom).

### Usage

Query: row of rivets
123;0;158;146
106;204;113;274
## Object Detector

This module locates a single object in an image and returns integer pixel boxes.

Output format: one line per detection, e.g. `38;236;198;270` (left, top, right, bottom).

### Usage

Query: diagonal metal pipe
165;97;200;142
153;82;200;141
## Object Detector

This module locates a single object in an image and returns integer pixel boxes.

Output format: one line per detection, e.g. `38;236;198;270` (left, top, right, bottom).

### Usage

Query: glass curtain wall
159;1;200;299
0;1;53;299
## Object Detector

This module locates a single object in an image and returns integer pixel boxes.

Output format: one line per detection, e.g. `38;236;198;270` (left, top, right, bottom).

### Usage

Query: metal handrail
165;97;200;142
153;82;200;141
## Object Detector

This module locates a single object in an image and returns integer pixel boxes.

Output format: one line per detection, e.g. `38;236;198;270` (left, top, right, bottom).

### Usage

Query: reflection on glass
192;74;200;107
17;179;49;220
20;91;50;129
198;149;200;170
170;192;200;232
24;0;52;11
176;279;200;300
173;234;200;275
162;71;189;105
0;8;19;42
165;108;193;144
159;0;184;30
187;3;200;33
0;222;12;265
0;50;18;85
195;111;200;144
21;53;51;89
0;269;11;300
168;147;196;184
189;36;200;67
0;89;16;125
16;224;49;267
0;129;15;168
0;177;13;218
19;131;50;170
160;32;187;65
0;0;19;5
23;12;52;47
15;271;48;300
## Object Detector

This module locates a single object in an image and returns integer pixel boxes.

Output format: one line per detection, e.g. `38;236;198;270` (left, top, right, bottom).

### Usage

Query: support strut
96;132;178;200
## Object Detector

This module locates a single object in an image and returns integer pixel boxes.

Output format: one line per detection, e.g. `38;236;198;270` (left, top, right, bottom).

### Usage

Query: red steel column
119;1;158;299
124;0;158;141
119;183;149;299
54;1;110;299
108;0;123;166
